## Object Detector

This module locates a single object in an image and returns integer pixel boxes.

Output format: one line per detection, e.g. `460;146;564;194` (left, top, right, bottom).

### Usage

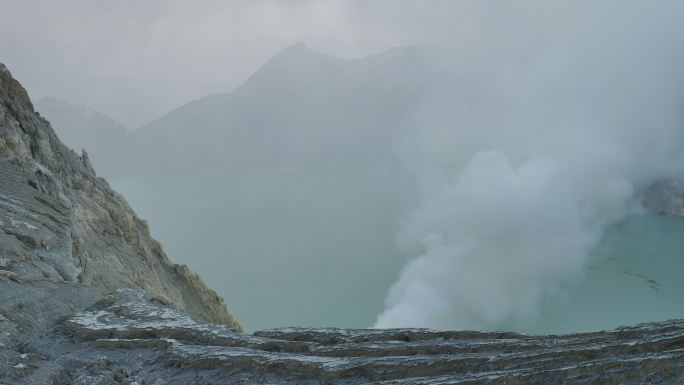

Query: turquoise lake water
112;170;684;333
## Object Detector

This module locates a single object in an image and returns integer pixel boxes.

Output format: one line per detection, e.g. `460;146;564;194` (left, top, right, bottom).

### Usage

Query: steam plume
376;0;684;329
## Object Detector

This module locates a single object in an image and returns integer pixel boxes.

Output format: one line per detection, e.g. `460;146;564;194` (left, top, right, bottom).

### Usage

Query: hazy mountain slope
36;43;461;175
129;43;434;173
33;97;129;175
0;62;240;331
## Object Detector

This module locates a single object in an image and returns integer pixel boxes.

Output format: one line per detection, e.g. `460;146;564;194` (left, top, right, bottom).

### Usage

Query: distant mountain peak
278;41;316;55
35;97;128;128
265;41;338;67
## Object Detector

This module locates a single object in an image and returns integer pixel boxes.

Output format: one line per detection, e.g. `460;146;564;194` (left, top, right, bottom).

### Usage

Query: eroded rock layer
12;289;682;384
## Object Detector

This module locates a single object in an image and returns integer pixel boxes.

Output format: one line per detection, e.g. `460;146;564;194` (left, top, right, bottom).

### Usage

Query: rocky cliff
0;62;240;330
33;97;129;176
1;63;684;384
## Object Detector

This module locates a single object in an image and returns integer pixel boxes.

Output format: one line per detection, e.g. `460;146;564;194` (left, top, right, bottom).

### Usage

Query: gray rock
9;289;684;384
0;62;241;383
643;178;684;217
0;62;240;332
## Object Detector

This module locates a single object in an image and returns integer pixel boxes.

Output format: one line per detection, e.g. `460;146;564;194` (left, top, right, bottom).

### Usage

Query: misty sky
0;0;463;127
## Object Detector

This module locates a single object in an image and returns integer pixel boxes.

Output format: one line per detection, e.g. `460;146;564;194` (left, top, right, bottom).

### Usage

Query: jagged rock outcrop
2;62;684;384
643;179;684;217
0;62;240;330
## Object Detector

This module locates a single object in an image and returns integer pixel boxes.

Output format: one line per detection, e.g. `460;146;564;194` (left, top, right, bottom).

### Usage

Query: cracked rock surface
3;289;682;384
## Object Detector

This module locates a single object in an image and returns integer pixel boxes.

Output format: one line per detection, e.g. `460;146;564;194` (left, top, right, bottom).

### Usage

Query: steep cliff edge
0;63;240;331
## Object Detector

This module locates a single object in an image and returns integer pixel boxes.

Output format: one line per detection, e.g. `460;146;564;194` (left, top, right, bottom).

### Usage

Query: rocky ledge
1;289;680;384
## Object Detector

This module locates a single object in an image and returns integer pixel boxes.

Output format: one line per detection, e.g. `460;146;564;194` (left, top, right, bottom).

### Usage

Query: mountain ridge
35;43;438;177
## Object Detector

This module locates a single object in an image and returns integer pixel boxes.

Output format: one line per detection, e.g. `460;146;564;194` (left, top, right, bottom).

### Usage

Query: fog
15;1;684;332
1;0;459;127
376;0;684;329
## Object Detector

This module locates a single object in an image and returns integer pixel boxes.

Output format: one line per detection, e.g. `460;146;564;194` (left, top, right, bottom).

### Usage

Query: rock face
0;63;240;329
2;62;684;384
33;97;129;176
643;179;684;217
12;289;684;384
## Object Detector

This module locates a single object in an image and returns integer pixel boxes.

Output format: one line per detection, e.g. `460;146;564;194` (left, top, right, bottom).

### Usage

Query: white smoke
376;0;684;330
